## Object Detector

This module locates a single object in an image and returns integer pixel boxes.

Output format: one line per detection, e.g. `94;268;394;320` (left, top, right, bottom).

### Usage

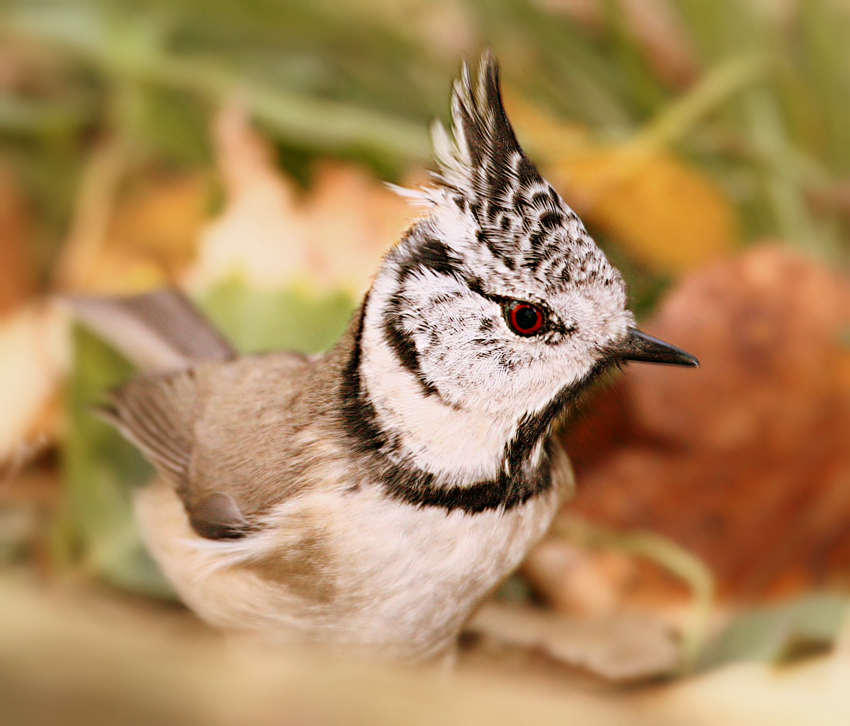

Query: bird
70;51;698;663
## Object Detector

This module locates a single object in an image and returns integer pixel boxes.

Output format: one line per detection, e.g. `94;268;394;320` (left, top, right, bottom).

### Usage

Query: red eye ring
505;301;545;336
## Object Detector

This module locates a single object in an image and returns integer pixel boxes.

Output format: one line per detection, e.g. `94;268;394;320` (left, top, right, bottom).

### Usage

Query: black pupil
514;305;540;331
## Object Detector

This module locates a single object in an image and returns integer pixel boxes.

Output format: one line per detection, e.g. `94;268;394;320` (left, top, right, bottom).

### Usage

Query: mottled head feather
356;51;635;500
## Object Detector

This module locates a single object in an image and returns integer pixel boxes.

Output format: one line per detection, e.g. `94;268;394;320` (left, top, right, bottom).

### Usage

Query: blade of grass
1;6;431;162
631;53;768;155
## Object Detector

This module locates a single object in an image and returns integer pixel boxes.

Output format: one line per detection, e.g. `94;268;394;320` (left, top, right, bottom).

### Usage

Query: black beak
611;328;699;367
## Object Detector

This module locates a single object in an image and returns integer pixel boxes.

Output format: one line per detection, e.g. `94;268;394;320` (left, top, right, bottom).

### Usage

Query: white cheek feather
361;288;514;479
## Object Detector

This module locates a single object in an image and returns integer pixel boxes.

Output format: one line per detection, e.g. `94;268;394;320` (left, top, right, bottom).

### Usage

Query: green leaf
696;594;850;671
198;278;355;354
58;325;175;599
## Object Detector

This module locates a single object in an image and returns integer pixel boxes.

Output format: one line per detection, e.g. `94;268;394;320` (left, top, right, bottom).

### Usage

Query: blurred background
1;0;849;723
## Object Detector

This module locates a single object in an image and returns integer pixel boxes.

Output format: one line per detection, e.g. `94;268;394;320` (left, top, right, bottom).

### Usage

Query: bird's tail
65;289;237;372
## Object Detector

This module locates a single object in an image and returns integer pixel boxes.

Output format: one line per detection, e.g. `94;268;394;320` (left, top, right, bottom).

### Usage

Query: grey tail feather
64;288;237;372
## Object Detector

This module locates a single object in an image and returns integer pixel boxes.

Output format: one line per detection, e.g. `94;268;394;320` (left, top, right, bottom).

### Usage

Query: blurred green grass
2;0;850;277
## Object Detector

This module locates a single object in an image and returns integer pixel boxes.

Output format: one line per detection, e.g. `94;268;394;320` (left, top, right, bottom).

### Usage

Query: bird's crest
431;50;541;202
417;51;602;287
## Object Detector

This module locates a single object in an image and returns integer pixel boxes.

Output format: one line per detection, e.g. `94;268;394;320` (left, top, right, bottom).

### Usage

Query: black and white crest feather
421;51;616;289
432;50;535;201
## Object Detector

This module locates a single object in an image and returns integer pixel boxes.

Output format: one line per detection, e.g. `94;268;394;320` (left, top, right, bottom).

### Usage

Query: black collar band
338;300;615;515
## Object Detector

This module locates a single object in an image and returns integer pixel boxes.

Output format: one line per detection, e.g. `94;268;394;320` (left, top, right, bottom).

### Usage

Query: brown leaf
468;601;680;681
562;244;850;600
522;540;641;617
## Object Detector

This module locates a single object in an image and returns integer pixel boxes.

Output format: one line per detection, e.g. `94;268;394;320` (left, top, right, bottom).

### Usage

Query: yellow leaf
55;138;212;296
559;147;737;273
508;93;738;273
106;172;210;274
80;171;212;295
0;302;69;463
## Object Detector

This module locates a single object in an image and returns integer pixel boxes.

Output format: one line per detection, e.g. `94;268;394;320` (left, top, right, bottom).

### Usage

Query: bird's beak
610;328;699;367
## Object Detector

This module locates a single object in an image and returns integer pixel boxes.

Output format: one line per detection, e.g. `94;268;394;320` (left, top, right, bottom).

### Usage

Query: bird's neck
366;299;534;482
335;293;567;504
333;294;595;513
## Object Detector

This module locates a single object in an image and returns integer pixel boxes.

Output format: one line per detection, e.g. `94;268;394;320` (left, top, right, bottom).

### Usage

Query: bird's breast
134;461;569;661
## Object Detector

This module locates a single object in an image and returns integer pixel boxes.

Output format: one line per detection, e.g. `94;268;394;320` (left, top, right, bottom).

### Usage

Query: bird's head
365;51;696;428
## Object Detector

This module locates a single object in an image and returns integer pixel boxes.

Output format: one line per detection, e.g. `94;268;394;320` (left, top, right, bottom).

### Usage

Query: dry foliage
190;103;415;296
509;93;738;274
0;27;848;715
559;244;850;601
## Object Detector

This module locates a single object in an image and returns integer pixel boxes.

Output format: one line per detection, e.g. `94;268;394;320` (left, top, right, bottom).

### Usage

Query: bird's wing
68;288;313;540
100;370;199;486
101;368;253;539
103;349;311;540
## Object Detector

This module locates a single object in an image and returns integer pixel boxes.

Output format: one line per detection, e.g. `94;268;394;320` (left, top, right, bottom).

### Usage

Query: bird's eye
504;301;545;336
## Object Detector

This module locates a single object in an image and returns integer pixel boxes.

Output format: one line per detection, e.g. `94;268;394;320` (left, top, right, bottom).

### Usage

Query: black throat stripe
339;293;392;456
383;290;441;399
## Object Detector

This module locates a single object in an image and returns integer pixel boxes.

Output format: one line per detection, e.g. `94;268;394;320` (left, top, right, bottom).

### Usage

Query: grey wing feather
188;492;252;540
66;289;237;372
100;371;199;492
69;289;314;541
102;369;255;540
